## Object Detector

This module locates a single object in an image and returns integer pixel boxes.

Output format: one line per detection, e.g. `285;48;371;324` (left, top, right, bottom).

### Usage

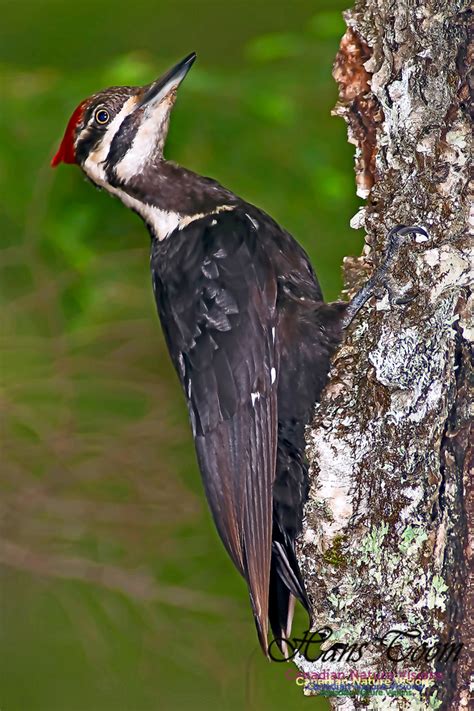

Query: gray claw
342;224;429;328
389;225;429;240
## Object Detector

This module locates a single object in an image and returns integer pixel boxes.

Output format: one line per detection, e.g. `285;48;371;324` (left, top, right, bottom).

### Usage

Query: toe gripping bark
342;225;429;329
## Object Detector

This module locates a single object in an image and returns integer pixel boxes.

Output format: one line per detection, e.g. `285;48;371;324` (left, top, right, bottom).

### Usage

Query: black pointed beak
139;52;197;108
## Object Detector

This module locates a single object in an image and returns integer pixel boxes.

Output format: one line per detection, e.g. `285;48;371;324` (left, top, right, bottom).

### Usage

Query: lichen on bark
297;2;472;709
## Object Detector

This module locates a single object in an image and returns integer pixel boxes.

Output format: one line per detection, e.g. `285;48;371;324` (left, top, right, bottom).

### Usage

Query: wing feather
152;209;279;652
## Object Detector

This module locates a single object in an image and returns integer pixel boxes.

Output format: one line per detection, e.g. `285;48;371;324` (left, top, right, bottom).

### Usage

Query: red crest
51;100;87;167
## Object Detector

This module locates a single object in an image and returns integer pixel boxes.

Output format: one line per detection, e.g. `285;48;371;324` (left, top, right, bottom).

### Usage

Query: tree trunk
296;2;472;709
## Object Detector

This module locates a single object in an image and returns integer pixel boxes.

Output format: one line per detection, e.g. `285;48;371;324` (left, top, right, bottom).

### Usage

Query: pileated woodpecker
52;52;426;656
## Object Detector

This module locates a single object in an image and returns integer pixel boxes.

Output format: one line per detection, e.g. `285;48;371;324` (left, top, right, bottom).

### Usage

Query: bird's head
51;52;196;189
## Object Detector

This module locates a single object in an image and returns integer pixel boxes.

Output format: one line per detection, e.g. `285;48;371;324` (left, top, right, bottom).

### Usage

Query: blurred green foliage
0;1;362;709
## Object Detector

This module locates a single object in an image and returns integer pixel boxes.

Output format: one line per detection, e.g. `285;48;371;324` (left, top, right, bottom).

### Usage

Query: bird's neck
110;160;238;241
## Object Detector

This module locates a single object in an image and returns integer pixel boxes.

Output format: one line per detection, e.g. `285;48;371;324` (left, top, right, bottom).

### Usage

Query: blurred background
0;1;362;709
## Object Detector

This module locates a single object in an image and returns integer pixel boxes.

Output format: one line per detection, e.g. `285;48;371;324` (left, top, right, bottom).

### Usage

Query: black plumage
52;52;349;656
150;204;346;651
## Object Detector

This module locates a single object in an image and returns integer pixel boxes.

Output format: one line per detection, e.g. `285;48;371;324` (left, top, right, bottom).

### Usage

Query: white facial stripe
114;72;189;181
80;84;235;240
82;96;138;184
114;102;169;181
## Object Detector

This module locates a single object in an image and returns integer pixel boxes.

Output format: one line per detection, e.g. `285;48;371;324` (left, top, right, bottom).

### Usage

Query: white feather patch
90;180;235;240
245;213;258;230
251;392;261;406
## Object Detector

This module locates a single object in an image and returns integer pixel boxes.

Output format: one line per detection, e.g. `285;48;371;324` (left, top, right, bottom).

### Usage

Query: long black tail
267;301;347;651
269;433;311;650
268;526;311;650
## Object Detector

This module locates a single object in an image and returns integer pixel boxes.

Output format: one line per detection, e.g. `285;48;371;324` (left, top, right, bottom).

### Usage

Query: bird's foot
342;224;429;328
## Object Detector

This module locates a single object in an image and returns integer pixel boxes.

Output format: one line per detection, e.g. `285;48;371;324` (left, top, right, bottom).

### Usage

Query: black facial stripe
74;85;139;165
75;126;105;165
104;110;142;183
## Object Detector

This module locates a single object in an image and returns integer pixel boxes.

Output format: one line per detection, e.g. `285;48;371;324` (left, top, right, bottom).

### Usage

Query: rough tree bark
296;2;472;709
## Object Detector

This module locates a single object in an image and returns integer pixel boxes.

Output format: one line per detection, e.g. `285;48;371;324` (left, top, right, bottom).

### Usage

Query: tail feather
273;540;309;609
249;588;270;658
268;533;311;653
269;562;291;648
286;592;296;638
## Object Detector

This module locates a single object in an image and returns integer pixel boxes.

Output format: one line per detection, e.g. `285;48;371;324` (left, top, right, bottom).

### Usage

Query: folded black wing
151;208;279;652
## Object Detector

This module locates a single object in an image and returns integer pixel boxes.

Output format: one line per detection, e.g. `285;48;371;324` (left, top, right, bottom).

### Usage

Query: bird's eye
94;109;110;125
